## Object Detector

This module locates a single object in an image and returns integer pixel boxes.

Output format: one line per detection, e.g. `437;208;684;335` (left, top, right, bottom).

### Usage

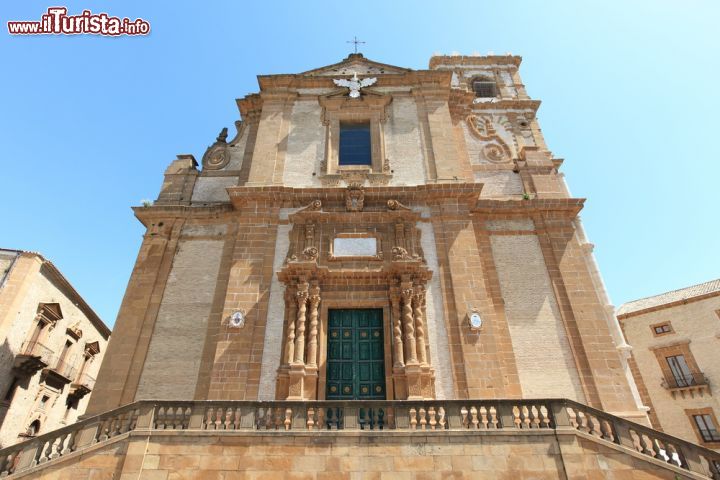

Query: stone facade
619;279;720;451
85;52;644;422
2;52;719;480
0;249;110;448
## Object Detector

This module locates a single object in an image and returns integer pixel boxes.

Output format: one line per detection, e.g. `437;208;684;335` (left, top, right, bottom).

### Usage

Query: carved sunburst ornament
333;72;377;98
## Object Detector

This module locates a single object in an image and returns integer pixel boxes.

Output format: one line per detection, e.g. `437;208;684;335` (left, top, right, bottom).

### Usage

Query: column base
404;363;435;400
286;363;318;400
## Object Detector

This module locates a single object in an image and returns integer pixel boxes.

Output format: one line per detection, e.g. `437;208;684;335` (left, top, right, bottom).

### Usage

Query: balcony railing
73;372;96;390
0;399;718;478
13;341;53;376
662;372;709;390
49;358;77;382
68;373;96;402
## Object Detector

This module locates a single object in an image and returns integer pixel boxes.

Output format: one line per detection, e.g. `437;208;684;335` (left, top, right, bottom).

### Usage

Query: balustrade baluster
428;406;437;430
409;407;417;430
224;407;233;430
489;406;498;429
37;440;51;464
512;406;521;428
479;406;488;429
284;408;292;430
51;434;66;459
522;406;531;429
0;451;16;475
540;405;551;428
566;407;578;429
600;419;614;441
460;406;468;428
531;406;540;428
419;407;427;430
62;429;77;455
438;407;446;430
307;407;315;430
317;407;325;430
470;406;479;429
577;411;589;433
113;414;124;436
640;434;656;457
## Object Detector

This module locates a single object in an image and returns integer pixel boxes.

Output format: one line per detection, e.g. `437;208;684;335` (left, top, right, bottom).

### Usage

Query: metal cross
346;36;365;54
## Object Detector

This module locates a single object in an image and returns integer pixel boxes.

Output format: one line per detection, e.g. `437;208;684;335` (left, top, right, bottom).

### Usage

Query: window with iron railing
664;354;705;388
693;414;720;442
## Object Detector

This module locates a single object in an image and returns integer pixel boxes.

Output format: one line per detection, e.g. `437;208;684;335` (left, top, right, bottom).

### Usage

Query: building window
472;77;497;98
339;122;371;166
693;414;720;442
26;420;41;437
666;354;694;387
652;322;673;336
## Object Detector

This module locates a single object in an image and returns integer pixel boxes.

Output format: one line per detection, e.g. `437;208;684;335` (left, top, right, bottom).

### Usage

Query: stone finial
216;127;228;143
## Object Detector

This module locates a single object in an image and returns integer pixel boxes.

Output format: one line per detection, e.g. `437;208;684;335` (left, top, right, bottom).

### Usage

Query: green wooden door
326;309;385;400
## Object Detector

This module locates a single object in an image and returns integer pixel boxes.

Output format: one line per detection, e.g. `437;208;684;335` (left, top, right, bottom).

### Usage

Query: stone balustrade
0;399;718;478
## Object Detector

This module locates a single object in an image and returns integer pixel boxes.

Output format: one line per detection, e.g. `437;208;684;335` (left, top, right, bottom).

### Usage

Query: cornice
429;55;522;69
471;197;585;217
256;70;451;92
226;183;484;209
132;204;234;227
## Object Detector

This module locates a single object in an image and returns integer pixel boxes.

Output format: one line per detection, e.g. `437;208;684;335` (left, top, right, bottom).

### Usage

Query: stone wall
489;229;586;402
135;236;224;400
12;430;691;480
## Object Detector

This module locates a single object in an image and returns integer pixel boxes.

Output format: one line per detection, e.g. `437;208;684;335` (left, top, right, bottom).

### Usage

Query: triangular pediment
302;53;411;77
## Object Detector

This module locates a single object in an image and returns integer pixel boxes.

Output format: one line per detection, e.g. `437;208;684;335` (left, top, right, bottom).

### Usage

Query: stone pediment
302;53;411;77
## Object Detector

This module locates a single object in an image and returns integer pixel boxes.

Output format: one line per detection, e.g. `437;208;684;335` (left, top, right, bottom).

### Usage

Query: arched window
27;419;41;437
471;77;497;98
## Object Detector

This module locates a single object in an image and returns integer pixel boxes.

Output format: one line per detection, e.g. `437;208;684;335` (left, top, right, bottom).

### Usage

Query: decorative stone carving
306;283;321;367
401;283;418;364
332;73;377;98
298;200;322;213
389;288;404;368
293;284;309;365
387;199;411;211
345;184;365;212
201;127;230;170
466;115;513;164
413;285;428;365
302;247;319;261
391;246;411;261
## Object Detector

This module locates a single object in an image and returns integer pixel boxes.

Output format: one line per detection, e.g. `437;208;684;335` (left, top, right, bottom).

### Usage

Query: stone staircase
0;398;718;479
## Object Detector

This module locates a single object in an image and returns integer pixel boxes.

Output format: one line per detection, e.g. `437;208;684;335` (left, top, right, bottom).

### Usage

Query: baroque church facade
5;53;720;480
86;52;645;421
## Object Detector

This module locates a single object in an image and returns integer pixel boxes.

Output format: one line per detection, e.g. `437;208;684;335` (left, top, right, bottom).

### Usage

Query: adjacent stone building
2;53;719;480
619;279;720;451
0;249;110;448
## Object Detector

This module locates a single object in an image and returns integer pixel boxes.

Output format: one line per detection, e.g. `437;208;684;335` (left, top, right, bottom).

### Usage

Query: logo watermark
8;7;150;36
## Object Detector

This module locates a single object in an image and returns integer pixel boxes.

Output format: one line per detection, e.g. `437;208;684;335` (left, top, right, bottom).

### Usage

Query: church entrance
326;309;385;400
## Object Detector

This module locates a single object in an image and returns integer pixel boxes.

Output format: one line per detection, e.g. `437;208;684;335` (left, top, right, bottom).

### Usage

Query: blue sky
1;1;718;327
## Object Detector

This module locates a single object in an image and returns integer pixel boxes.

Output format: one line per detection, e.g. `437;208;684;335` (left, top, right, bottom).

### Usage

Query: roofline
0;248;111;338
300;53;413;76
429;54;522;69
617;288;720;320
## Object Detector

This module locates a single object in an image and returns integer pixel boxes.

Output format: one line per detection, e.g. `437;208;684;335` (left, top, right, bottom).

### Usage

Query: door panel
326;309;385;400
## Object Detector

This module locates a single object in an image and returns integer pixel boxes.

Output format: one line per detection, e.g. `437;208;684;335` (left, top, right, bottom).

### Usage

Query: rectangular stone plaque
333;237;377;257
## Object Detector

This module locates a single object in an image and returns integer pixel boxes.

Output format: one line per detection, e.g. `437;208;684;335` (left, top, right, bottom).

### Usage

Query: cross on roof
346;36;365;54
